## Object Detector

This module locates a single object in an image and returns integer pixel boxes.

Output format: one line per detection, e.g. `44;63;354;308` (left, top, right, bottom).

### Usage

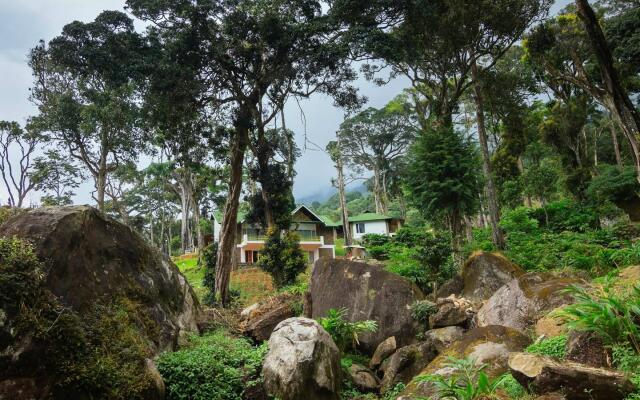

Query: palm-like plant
318;308;377;352
416;357;508;400
560;284;640;353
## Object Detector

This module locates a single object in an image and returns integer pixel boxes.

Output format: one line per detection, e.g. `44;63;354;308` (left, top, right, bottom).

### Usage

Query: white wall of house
351;220;389;240
213;219;222;242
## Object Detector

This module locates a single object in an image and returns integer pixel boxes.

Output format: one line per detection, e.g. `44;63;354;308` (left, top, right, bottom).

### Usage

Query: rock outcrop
423;326;465;352
429;296;475;328
398;325;531;399
370;336;397;370
348;364;379;393
0;206;200;399
477;273;580;331
461;252;525;302
262;318;341;400
310;258;424;353
509;352;634;400
240;292;300;341
380;340;439;393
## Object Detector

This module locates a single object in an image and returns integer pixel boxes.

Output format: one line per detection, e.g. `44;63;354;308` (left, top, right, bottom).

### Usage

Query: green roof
319;215;342;227
348;213;393;222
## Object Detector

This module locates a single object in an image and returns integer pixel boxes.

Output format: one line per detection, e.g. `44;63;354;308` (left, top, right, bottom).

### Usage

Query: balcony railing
240;232;324;244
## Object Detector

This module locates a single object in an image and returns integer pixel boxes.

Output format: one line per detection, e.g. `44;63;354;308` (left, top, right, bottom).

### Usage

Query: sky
0;0;570;205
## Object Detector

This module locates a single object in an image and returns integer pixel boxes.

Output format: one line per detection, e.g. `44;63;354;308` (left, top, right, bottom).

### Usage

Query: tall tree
31;150;83;206
327;139;354;246
337;99;417;214
29;11;145;212
128;0;359;305
0;121;40;207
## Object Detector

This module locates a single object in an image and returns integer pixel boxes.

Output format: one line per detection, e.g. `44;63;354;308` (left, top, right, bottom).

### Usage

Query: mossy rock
397;325;531;399
461;251;525;302
0;206;200;399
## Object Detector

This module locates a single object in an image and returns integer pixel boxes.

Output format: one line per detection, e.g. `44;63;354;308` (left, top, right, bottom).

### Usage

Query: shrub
416;357;509;400
200;243;218;306
318;308;377;353
529;199;598;233
385;247;430;292
361;233;390;247
410;300;437;327
258;230;307;288
525;335;567;359
157;330;267;400
561;284;640;353
500;207;539;234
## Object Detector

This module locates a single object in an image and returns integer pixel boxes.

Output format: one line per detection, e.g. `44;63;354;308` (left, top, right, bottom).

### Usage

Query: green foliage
404;127;481;232
529;199;599;233
157;330;267;400
498;373;527;399
525;335;567;359
500;207;539;234
416;357;509;400
201;243;218;306
258;230;307;289
561;284;640;353
318;308;377;353
410;300;437;326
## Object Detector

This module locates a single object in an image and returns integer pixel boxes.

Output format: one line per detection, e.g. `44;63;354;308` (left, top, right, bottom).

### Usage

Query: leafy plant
561;284;640;353
318;308;377;352
416;357;509;400
410;300;437;326
200;242;218;306
258;230;307;288
157;330;267;400
525;335;567;359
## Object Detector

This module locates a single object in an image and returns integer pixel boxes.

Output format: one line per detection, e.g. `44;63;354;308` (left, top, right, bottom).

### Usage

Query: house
348;213;404;241
212;205;336;265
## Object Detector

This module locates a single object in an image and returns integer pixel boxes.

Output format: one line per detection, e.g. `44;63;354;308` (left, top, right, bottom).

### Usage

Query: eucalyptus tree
31;150;83;206
336;98;417;214
525;3;640;182
128;0;359;305
332;0;550;250
327;139;354;246
0;121;40;207
29;11;146;212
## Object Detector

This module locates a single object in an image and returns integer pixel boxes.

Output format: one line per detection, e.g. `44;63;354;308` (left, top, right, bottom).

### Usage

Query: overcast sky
0;0;569;206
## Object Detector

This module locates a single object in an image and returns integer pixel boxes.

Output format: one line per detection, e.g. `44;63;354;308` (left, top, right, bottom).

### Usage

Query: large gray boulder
310;258;424;353
0;206;200;399
509;352;634;400
461;252;525;302
262;318;342;400
429;296;475;328
476;273;580;331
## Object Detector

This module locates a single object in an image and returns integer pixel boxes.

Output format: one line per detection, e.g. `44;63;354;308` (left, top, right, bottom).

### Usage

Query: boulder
0;206;199;399
398;325;531;399
428;296;475;328
435;275;464;298
565;331;610;368
423;326;465;352
379;340;438;393
535;307;568;338
370;336;397;370
348;364;379;393
461;252;525;302
262;318;341;400
509;352;634;400
477;273;581;331
310;258;424;353
240;292;300;341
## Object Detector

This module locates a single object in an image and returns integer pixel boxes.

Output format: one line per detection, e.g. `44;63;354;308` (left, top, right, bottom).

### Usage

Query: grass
174;253;274;306
335;238;346;257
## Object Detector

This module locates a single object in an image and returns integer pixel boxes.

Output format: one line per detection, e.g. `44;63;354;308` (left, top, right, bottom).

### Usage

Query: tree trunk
335;143;352;247
575;0;640;182
178;173;192;254
610;121;623;168
372;165;386;214
215;117;249;306
191;192;204;254
96;146;107;213
472;61;506;250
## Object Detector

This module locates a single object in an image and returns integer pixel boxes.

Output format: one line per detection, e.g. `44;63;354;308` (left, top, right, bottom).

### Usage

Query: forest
1;0;640;399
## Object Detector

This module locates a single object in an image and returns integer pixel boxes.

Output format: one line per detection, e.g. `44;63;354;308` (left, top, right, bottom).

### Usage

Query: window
355;223;365;234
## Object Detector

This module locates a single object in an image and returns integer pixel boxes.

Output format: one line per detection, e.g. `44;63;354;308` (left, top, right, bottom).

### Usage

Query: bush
561;284;640;353
529;199;598;233
410;300;437;327
500;207;539;234
157;330;267;400
525;335;567;359
258;230;307;288
385;247;431;292
200;243;218;306
361;233;391;247
318;308;377;353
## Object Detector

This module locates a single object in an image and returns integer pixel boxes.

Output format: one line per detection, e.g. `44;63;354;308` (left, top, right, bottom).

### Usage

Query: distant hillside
296;183;368;207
